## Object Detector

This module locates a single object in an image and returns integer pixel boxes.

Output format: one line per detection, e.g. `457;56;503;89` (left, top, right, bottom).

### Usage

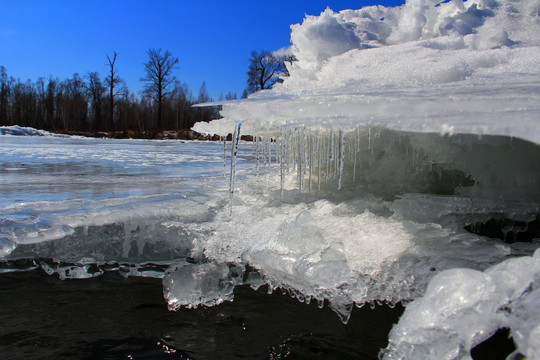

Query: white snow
0;125;68;137
194;0;540;144
190;0;540;357
2;0;540;358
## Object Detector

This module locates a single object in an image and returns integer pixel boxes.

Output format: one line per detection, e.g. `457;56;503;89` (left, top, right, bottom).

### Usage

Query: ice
0;236;16;257
194;0;540;143
197;175;537;321
381;249;540;359
163;261;240;310
508;287;540;359
3;0;540;357
0;136;258;280
190;0;540;355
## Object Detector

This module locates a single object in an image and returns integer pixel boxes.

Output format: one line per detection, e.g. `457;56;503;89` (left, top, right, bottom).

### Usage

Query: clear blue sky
1;0;405;101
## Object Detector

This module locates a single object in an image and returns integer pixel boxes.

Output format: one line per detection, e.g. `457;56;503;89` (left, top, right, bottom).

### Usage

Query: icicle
325;131;331;183
229;123;241;214
273;137;278;164
330;129;335;179
266;136;271;171
369;128;375;156
222;136;227;178
338;129;345;190
317;134;322;192
308;132;313;192
262;137;266;177
334;129;340;178
297;128;304;192
255;136;259;177
280;128;285;196
282;128;289;176
353;128;358;182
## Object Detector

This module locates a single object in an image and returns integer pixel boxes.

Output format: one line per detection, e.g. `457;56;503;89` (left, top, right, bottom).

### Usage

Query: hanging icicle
280;129;285;196
317;133;322;192
255;136;260;178
221;136;227;178
229;123;241;214
338;129;345;190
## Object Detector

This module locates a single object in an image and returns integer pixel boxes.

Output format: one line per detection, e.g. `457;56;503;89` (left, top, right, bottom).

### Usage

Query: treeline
0;50;234;135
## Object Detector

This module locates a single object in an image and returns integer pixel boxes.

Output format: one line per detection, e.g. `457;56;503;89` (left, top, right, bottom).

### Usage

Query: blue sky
1;1;405;100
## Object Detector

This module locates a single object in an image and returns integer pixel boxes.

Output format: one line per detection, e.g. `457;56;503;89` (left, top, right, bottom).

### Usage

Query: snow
2;0;540;358
0;125;68;137
194;0;540;144
190;0;540;357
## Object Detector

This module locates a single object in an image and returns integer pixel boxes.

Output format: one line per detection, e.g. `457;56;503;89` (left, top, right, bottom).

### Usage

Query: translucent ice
163;262;238;310
190;0;540;352
381;250;540;359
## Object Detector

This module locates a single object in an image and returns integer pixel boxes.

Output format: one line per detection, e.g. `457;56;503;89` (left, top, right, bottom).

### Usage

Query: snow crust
193;0;540;144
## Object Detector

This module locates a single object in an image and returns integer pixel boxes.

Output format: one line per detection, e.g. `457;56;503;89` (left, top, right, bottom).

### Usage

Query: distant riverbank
55;129;254;141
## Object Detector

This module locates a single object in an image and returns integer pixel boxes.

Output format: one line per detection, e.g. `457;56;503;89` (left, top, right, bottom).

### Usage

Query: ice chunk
508;288;540;359
0;236;17;257
277;210;326;254
381;253;540;359
163;262;236;310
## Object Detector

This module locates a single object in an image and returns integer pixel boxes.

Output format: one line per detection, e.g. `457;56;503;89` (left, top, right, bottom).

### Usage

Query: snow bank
0;125;67;137
193;0;540;144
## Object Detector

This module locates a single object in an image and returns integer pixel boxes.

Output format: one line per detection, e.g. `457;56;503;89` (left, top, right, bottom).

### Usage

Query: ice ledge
193;75;540;145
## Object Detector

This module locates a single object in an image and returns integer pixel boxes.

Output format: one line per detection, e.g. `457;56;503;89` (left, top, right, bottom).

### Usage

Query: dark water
0;271;404;360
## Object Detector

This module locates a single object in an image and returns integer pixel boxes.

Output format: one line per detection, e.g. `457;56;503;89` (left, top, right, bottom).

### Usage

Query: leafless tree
247;50;296;94
105;51;125;129
85;71;104;129
141;48;179;129
0;66;10;125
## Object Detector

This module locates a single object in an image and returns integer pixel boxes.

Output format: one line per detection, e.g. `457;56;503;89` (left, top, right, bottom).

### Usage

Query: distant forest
0;49;241;137
0;48;293;137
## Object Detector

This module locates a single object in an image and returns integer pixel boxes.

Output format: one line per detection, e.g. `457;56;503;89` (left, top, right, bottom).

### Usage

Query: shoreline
54;128;254;141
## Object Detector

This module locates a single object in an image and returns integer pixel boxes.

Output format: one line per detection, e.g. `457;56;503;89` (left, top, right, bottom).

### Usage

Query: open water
0;270;405;359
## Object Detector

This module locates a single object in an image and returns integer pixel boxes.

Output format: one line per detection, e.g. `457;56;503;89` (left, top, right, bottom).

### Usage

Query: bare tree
105;51;125;129
196;81;217;123
247;50;295;94
141;48;179;129
85;71;104;129
0;66;9;125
